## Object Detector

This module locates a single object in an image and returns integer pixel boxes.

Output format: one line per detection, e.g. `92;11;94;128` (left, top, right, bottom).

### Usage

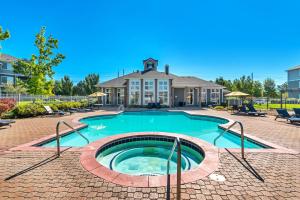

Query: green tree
73;80;87;96
215;77;233;91
252;81;263;97
263;78;277;109
0;26;10;41
3;82;27;94
83;73;99;95
53;80;62;95
61;75;73;95
13;27;65;95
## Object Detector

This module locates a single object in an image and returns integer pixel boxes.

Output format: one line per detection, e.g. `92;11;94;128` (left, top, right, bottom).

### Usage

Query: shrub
13;103;46;117
214;105;225;110
0;98;17;115
10;101;87;118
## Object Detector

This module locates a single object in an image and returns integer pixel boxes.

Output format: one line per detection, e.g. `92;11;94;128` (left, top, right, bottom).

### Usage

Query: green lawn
254;103;300;110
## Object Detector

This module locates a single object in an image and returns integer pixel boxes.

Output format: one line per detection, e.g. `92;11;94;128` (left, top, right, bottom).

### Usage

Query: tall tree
215;77;233;91
83;73;99;95
252;81;263;97
0;26;10;41
263;78;277;109
73;80;87;96
61;75;73;95
53;80;63;95
13;27;65;95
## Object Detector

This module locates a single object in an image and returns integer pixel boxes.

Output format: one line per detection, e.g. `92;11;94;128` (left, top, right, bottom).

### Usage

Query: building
287;66;300;99
0;53;27;95
97;58;225;107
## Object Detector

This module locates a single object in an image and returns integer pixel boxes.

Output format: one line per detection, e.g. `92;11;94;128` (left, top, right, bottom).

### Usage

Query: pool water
97;140;203;176
41;111;264;148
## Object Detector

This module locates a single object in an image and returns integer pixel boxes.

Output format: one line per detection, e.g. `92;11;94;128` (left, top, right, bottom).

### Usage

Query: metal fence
0;94;89;103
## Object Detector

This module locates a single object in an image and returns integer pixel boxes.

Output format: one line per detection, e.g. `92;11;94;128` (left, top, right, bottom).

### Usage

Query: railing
118;104;125;112
166;137;181;200
56;121;89;157
214;121;245;159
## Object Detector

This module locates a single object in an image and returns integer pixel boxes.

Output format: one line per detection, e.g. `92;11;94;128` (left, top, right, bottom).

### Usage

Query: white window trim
157;79;169;106
129;79;141;105
143;79;155;105
117;88;125;105
186;88;194;105
105;88;112;105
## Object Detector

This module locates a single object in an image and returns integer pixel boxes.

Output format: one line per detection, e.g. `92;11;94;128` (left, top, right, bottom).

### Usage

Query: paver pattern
0;108;299;199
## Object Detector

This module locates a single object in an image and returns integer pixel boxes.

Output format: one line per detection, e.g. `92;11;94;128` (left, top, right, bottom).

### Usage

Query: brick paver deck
0;109;299;199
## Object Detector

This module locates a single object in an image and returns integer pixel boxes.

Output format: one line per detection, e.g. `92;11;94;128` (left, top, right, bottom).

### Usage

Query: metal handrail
166;137;181;200
214;121;245;159
56;120;89;156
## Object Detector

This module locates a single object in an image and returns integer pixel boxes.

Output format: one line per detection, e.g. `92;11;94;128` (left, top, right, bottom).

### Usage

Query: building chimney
165;64;169;75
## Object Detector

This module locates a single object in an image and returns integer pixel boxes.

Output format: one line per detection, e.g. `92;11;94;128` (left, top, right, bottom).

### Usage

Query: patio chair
293;108;300;118
237;105;251;114
275;109;292;121
246;104;267;116
289;117;300;124
0;119;15;127
43;105;66;116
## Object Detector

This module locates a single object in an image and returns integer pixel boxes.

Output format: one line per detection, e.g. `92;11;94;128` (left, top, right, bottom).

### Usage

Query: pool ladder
214;121;245;159
56;120;89;157
166;137;181;200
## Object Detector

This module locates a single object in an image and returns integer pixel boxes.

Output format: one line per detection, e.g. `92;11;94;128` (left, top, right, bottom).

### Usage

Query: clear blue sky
1;0;300;85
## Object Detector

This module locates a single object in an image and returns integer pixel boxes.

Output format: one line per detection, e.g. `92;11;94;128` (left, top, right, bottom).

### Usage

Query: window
129;79;141;105
0;76;14;84
158;80;169;105
201;88;207;103
210;88;220;104
143;80;154;105
186;88;194;105
117;88;125;105
6;63;13;70
105;88;112;105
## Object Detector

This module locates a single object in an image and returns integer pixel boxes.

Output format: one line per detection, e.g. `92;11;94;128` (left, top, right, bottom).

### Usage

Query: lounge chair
0;119;15;127
246;104;267;116
289;117;300;124
275;109;293;121
44;105;66;116
238;105;249;114
293;108;300;118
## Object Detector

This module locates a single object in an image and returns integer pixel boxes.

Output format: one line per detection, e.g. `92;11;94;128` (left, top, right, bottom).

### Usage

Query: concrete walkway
0;109;299;199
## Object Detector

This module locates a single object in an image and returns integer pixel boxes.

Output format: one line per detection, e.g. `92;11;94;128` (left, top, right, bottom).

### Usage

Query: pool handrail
56;120;89;157
166;137;181;200
214;121;245;159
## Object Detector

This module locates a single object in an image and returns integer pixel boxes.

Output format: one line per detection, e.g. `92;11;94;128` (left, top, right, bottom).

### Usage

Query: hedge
5;101;88;118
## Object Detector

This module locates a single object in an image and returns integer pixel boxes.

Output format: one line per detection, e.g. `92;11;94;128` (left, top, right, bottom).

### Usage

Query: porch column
155;79;158;103
199;87;202;108
141;79;144;105
169;79;172;107
125;80;129;107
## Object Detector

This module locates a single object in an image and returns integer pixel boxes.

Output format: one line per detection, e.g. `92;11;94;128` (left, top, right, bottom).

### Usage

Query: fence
0;94;89;103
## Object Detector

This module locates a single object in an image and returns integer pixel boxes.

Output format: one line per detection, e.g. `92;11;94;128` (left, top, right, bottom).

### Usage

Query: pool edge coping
9;110;298;155
79;132;220;187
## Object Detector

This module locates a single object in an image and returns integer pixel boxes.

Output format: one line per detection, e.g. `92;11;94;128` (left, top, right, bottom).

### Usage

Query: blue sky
1;0;300;85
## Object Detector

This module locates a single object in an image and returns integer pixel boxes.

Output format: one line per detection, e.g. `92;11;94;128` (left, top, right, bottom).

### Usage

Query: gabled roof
287;65;300;71
172;75;225;88
97;70;224;89
143;58;158;64
0;53;17;63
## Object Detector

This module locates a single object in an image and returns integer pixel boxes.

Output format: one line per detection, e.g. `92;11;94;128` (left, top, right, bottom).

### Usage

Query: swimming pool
41;111;265;148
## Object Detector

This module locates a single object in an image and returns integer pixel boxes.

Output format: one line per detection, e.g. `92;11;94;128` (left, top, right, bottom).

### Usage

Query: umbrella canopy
225;91;249;97
88;92;107;97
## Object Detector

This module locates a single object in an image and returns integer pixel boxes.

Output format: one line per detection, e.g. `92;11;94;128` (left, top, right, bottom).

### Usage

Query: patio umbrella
88;92;107;104
88;92;107;97
224;91;249;97
225;91;249;107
